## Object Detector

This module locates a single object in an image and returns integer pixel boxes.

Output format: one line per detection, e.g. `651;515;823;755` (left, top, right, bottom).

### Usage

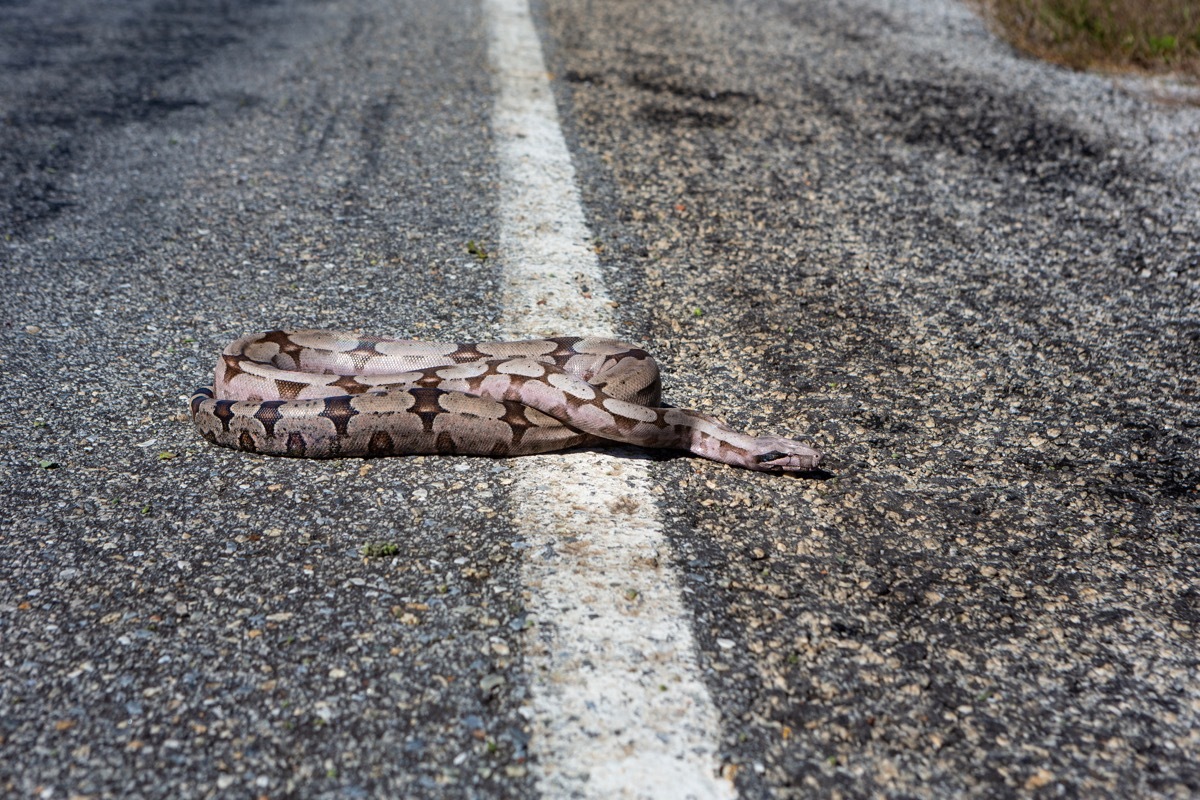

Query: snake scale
190;330;823;472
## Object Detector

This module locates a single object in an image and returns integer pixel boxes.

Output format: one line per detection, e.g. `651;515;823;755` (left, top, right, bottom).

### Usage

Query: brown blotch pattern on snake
190;331;823;473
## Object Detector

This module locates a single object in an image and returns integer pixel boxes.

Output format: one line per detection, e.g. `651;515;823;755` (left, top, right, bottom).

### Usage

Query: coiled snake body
190;330;822;472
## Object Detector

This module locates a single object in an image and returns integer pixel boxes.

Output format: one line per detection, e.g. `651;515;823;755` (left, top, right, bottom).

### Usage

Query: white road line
482;0;736;797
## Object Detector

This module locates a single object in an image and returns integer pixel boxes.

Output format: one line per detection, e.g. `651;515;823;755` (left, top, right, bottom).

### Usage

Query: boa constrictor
190;330;823;473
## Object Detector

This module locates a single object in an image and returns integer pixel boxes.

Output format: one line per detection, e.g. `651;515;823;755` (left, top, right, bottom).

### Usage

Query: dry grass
982;0;1200;80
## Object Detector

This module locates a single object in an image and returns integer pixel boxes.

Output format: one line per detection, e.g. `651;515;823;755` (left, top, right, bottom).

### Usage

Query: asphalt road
2;0;1198;798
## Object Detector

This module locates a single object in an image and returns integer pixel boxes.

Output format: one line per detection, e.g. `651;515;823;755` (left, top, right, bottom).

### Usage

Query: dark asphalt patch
0;0;290;236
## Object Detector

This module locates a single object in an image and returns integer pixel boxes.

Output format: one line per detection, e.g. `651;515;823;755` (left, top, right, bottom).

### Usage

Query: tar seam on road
482;0;737;797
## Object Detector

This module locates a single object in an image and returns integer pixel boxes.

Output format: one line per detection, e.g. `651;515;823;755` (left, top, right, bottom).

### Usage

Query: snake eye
755;451;787;465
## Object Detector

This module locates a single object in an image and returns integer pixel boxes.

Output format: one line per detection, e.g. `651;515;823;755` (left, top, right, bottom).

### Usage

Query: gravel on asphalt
540;0;1199;795
3;1;537;797
1;0;1197;797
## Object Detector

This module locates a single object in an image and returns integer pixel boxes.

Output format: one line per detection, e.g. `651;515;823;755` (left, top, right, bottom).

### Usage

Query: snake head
751;437;823;473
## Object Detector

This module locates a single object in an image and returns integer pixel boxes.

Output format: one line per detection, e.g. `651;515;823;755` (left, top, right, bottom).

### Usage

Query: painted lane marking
482;0;736;797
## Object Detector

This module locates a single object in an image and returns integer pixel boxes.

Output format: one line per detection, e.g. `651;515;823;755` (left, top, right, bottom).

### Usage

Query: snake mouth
755;450;823;471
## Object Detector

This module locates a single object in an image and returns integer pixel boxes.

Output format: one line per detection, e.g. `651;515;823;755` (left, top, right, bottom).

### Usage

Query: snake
189;330;823;473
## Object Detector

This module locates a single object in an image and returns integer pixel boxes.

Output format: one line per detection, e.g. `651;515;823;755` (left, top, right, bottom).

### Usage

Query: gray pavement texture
1;0;1197;799
3;1;530;798
542;0;1200;796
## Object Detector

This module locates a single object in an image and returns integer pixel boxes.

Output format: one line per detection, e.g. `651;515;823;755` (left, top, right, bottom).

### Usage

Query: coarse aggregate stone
2;1;536;797
540;0;1199;796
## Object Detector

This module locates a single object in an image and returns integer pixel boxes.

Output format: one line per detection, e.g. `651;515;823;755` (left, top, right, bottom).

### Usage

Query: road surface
2;0;1197;797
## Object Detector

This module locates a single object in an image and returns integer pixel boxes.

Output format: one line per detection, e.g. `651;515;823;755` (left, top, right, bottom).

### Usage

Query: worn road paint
482;0;737;797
